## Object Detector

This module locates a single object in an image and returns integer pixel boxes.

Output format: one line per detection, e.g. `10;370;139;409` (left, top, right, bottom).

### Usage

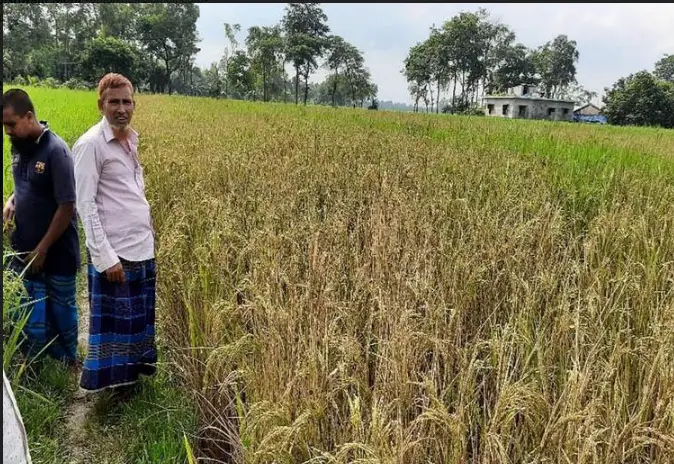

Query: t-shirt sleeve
50;142;76;204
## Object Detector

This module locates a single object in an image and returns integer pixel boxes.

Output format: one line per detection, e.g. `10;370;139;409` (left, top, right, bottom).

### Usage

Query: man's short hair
97;73;134;99
2;89;35;117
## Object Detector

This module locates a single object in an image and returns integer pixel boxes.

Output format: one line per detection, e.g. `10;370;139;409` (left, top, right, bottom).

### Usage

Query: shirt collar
35;121;50;144
100;116;138;144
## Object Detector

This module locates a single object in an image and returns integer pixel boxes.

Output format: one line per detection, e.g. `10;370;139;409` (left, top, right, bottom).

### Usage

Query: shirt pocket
135;165;146;191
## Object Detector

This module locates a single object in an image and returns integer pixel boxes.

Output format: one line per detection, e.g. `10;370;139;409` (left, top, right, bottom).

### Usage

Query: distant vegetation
602;55;674;129
2;3;377;108
3;3;673;126
401;8;584;114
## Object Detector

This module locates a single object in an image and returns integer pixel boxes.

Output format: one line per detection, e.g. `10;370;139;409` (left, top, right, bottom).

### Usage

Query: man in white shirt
72;73;157;396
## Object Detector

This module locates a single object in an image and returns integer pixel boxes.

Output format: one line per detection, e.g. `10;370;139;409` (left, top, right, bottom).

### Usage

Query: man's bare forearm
36;202;75;252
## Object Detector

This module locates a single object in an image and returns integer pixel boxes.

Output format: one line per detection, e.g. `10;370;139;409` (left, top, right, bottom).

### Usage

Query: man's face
98;85;135;131
2;107;34;141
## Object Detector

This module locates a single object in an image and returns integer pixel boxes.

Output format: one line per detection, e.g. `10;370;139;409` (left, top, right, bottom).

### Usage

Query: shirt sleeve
49;142;76;204
72;138;120;273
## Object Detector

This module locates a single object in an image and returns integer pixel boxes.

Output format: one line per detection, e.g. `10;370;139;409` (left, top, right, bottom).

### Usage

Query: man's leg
4;255;49;360
43;274;79;364
80;258;156;393
16;277;50;360
138;258;158;376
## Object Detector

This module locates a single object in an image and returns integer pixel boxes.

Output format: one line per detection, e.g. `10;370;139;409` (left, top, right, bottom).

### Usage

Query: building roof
573;102;603;113
482;95;576;104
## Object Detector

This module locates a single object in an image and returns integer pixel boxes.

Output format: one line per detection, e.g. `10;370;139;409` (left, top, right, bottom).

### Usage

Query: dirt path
63;288;94;463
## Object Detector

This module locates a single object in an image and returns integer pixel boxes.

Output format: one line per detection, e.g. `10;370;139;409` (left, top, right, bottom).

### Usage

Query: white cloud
194;3;674;104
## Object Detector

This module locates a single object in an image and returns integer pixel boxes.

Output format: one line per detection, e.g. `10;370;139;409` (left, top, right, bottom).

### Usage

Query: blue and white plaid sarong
80;257;157;392
5;256;79;363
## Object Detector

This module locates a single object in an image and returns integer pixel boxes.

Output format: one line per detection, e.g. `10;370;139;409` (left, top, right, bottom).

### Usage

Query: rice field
3;86;674;463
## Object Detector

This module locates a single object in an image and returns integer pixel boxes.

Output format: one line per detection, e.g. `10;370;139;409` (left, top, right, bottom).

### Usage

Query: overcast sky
194;3;674;104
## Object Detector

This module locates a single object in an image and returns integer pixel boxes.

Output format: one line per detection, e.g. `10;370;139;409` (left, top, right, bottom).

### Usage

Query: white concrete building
482;84;575;122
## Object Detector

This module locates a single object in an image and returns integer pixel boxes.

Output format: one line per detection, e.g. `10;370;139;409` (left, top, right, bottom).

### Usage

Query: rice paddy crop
3;86;674;463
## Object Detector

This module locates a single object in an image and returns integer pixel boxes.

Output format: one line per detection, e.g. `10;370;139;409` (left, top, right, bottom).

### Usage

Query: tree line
402;8;585;114
602;54;674;129
2;3;378;108
4;3;672;127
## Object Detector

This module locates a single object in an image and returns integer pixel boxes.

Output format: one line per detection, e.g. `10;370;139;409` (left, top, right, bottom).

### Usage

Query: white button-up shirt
72;117;154;273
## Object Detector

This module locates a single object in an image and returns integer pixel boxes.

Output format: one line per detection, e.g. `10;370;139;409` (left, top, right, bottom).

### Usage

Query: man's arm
3;193;15;223
72;139;123;280
27;146;77;272
34;203;74;252
40;145;77;251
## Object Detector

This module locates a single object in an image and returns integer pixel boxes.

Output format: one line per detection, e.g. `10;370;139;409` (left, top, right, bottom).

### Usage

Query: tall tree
80;36;146;85
203;62;224;98
2;3;51;80
246;25;283;102
654;54;674;83
425;27;452;113
490;43;536;93
281;2;331;105
531;34;579;99
403;41;432;112
136;3;200;94
226;51;254;99
42;3;100;81
325;36;366;107
480;17;519;96
440;11;485;107
221;22;242;98
95;3;141;42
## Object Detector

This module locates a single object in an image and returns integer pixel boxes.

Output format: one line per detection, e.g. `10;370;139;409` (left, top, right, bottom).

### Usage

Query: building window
548;107;556;117
502;104;510;116
522;85;529;95
562;108;569;115
518;105;527;117
487;104;494;115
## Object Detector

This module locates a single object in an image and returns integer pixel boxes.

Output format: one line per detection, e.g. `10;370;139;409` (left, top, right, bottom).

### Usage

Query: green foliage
136;3;201;95
37;77;61;89
2;3;377;107
2;3;51;80
281;3;331;105
403;8;579;112
80;36;146;85
226;51;255;100
531;34;580;98
602;70;674;128
10;76;28;86
654;54;674;83
246;25;284;102
62;78;93;91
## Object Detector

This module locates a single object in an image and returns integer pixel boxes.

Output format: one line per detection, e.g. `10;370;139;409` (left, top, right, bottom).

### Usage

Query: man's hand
27;248;47;274
105;262;126;283
3;196;15;231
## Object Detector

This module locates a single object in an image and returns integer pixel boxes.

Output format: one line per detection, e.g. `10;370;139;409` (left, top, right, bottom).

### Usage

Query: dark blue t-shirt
10;122;80;276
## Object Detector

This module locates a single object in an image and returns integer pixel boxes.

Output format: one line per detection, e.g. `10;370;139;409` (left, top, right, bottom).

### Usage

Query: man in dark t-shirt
2;88;80;369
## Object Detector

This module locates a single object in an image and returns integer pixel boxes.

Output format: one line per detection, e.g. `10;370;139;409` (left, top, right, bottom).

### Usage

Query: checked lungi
80;257;158;392
5;255;79;363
